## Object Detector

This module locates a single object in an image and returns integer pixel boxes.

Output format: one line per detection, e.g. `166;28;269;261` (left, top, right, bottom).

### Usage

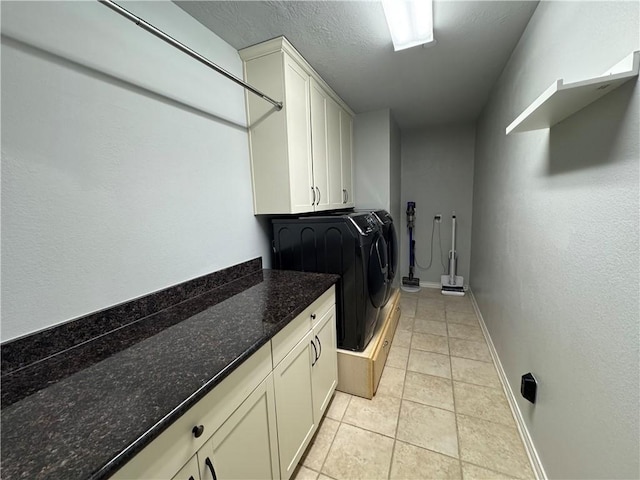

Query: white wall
389;113;401;287
470;2;639;478
353;109;391;211
1;1;270;342
400;124;475;284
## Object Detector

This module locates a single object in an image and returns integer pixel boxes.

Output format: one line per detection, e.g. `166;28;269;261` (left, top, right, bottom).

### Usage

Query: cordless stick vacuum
441;212;465;296
402;202;420;290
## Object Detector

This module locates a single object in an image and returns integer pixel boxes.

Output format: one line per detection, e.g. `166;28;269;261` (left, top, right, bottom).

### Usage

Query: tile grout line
315;420;339;475
407;300;465;467
401;296;476;470
404;304;523;431
407;290;481;473
462;459;532;480
405;317;502;391
412;345;494;364
387;316;408;479
386;439;397;479
399;378;521;428
446;305;465;478
387;437;465;466
397;304;459;473
316;394;350;478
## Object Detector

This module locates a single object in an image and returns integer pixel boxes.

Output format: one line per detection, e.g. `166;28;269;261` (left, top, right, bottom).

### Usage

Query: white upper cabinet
240;37;355;215
326;97;343;209
309;78;330;211
283;56;314;212
340;108;354;208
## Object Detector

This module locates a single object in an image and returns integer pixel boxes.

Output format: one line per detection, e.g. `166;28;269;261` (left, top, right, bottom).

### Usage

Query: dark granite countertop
1;269;339;480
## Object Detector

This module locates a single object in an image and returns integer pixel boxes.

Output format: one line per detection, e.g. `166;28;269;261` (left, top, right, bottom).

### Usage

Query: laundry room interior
1;1;638;480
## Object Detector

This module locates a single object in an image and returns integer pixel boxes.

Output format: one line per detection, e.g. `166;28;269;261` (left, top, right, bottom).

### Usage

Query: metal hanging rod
98;0;283;111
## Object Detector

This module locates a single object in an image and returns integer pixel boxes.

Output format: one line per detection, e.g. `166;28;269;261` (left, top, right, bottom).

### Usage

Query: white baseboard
468;289;547;480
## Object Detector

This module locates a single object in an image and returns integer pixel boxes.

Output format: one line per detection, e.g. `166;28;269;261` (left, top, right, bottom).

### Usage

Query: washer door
368;234;388;308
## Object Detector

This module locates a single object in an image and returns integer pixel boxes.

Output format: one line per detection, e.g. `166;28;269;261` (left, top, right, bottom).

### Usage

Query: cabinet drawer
372;298;401;394
271;287;334;368
111;343;272;480
373;298;400;392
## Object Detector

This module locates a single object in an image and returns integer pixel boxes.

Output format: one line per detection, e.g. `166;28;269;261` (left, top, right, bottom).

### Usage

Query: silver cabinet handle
311;186;316;205
342;189;346;204
316;187;321;204
345;189;349;203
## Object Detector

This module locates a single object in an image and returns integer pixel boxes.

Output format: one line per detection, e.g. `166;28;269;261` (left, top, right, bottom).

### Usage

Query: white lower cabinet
111;287;336;480
311;307;338;421
171;456;199;480
196;374;279;480
273;330;316;479
272;294;337;480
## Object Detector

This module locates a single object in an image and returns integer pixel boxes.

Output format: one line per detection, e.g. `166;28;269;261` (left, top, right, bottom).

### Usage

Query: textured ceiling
176;1;538;129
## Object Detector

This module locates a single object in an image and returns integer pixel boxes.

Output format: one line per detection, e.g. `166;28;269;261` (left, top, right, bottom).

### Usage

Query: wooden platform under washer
336;288;401;399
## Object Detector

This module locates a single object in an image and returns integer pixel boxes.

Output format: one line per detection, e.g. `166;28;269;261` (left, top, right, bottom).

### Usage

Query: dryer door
387;222;398;284
368;234;388;308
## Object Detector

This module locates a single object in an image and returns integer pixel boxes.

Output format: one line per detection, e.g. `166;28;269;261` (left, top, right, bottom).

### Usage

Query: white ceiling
176;1;538;129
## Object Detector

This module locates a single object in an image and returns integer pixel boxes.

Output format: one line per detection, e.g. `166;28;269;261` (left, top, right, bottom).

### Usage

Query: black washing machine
371;210;398;306
272;213;388;351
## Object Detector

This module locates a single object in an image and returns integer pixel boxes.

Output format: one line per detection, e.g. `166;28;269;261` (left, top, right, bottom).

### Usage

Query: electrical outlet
435;214;442;223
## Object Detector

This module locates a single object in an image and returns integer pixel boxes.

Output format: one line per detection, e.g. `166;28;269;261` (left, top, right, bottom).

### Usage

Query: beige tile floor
293;288;535;480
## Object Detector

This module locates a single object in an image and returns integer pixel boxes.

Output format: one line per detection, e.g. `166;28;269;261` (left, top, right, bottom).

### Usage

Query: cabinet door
273;331;316;480
311;306;338;420
197;374;280;480
284;55;314;213
172;456;200;480
310;79;330;211
340;108;354;207
326;97;343;209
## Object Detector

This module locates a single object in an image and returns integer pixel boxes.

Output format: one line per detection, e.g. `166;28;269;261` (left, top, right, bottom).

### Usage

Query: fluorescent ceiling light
382;0;434;51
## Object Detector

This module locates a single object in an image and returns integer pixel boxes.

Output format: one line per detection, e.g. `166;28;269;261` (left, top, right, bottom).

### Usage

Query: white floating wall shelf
506;50;640;135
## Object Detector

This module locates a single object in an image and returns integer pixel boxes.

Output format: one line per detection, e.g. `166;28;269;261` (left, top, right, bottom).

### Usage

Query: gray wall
353;109;391;211
389;114;401;287
1;1;270;341
470;2;639;478
400;124;475;285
